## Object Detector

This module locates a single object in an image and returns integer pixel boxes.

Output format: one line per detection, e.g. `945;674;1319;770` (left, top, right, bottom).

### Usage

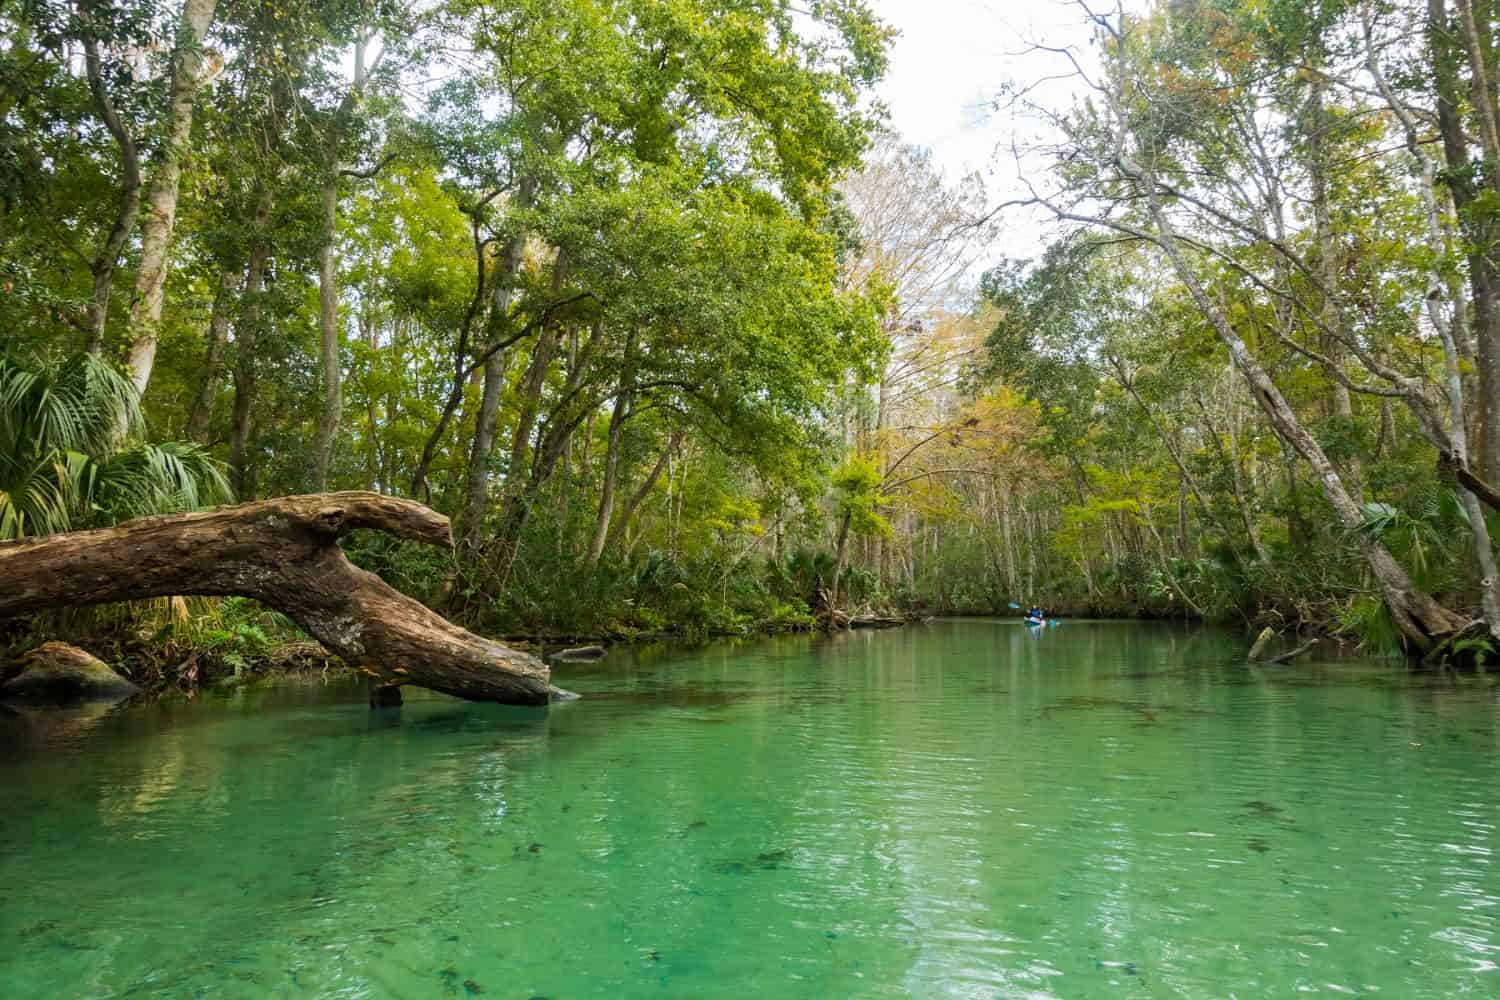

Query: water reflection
2;621;1499;998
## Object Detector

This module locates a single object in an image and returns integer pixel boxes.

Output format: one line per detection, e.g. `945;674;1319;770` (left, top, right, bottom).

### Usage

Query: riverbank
1;596;927;702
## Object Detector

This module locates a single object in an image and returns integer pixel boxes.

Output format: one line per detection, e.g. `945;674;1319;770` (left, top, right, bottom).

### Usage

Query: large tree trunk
0;493;570;705
121;0;220;408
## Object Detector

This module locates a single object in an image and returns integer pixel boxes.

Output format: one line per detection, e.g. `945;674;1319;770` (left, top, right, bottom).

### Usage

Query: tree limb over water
0;493;572;706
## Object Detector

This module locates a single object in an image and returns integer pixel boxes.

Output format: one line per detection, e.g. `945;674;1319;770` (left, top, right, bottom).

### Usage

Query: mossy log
0;492;572;706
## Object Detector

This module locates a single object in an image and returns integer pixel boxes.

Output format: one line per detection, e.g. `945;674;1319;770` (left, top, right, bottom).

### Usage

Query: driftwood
551;645;607;662
0;492;571;706
1266;638;1318;664
849;615;906;629
1249;627;1317;664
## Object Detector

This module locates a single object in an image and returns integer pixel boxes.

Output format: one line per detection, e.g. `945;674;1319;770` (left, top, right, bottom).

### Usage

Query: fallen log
551;645;607;662
848;615;906;629
0;492;571;706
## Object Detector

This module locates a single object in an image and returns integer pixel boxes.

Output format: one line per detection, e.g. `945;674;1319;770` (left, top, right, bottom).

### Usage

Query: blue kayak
1024;616;1045;626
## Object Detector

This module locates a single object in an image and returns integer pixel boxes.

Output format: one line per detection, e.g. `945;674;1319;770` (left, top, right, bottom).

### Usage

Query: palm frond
0;354;221;538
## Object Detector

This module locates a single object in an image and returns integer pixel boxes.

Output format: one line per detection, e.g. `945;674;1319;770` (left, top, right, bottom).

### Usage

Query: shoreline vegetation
7;0;1500;704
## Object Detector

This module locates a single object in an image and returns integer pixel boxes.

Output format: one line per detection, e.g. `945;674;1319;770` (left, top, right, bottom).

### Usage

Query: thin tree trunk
584;394;628;571
1116;370;1242;560
829;509;852;614
1433;0;1500;478
80;31;141;356
312;171;341;491
311;33;374;492
363;308;380;490
456;222;532;549
228;186;274;499
608;428;683;565
185;264;242;443
1195;390;1270;563
473;252;568;562
1306;74;1362;497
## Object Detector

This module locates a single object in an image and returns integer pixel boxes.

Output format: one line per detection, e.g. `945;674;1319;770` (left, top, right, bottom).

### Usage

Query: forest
4;0;1500;683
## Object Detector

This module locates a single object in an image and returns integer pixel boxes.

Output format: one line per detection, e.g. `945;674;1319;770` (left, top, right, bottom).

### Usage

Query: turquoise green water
3;620;1500;997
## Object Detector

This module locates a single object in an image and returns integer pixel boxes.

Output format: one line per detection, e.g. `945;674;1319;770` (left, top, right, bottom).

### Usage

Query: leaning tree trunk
1146;193;1466;649
0;493;571;705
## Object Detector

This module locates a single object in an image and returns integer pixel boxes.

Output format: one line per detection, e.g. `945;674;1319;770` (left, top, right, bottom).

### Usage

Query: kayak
1024;616;1045;626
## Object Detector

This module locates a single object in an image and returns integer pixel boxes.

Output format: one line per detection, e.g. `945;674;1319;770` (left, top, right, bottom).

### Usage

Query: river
2;620;1498;997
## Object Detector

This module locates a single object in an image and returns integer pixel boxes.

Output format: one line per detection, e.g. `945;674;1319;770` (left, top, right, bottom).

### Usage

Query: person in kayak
1025;605;1044;623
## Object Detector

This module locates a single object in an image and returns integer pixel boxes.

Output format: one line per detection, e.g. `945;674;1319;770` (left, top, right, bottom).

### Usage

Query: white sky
866;0;1115;258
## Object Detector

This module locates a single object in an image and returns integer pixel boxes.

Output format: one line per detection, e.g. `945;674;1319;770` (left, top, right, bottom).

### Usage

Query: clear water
3;620;1499;998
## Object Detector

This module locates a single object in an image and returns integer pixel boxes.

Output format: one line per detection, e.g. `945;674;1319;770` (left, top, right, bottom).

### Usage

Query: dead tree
0;492;572;705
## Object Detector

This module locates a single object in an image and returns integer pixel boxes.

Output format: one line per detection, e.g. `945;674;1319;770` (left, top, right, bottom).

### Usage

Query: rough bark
121;0;220;407
0;493;570;705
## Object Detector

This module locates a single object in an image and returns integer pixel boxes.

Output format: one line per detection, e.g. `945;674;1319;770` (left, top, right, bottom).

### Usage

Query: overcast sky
865;0;1113;258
